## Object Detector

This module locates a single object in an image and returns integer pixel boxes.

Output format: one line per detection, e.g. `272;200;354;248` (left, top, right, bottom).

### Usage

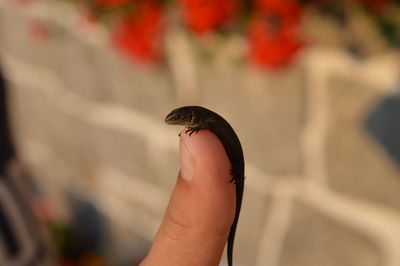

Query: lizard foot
185;126;203;136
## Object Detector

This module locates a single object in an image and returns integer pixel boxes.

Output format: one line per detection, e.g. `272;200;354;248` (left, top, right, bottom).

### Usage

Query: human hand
141;129;236;266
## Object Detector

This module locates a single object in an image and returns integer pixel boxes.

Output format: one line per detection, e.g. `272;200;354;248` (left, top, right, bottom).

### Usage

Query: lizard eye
175;114;182;119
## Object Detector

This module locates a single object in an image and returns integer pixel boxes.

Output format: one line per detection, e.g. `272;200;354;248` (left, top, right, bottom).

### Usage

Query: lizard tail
227;179;244;266
227;217;238;266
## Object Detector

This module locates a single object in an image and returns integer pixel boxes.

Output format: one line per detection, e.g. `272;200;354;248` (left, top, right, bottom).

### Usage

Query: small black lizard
165;106;244;266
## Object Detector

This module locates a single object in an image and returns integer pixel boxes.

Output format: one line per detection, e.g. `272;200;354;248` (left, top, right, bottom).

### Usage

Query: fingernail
179;133;195;182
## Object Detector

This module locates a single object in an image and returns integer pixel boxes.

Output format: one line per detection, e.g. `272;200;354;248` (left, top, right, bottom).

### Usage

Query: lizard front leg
185;124;208;136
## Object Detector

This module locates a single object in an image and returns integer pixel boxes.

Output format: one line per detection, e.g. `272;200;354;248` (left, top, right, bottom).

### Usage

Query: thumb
141;129;236;266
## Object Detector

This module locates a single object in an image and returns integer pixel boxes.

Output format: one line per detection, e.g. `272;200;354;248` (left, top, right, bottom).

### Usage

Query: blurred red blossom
248;16;303;68
112;1;165;63
15;0;397;69
256;0;301;15
179;0;236;34
28;20;50;42
248;0;303;68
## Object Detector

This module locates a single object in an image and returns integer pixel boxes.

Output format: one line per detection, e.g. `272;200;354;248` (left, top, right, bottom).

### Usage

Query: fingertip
143;128;236;265
177;128;236;234
179;129;232;184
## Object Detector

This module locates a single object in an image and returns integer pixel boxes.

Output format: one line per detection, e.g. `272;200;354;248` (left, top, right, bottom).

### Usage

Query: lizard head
164;106;195;126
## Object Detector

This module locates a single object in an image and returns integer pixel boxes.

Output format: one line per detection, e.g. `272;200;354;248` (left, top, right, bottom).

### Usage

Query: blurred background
1;0;400;265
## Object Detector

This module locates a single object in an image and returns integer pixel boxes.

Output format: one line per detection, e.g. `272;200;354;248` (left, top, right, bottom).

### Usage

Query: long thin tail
227;180;244;266
227;215;239;266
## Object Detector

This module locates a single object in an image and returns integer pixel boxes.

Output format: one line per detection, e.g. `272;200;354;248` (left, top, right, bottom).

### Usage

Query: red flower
248;15;303;68
96;0;130;8
179;0;236;34
112;1;165;63
255;0;301;13
247;0;303;69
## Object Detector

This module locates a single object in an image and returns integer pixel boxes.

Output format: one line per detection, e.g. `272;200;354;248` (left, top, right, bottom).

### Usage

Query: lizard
165;106;245;266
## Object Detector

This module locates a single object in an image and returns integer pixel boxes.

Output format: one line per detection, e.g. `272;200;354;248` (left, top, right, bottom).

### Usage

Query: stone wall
1;1;400;265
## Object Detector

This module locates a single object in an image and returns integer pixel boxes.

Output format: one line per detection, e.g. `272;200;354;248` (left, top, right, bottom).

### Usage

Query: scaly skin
165;106;245;266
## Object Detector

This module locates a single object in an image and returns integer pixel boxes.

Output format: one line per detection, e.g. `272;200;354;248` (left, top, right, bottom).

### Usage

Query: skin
164;106;245;266
141;126;235;265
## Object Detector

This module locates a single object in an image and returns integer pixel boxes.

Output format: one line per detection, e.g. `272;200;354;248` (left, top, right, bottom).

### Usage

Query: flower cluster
248;0;303;68
179;0;236;34
84;0;305;68
111;1;165;63
18;0;400;69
